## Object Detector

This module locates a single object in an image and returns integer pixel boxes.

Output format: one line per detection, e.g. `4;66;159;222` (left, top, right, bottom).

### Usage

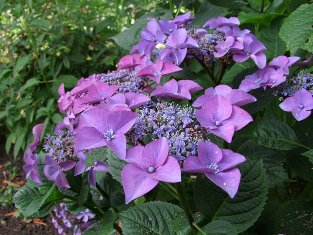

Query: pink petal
219;149;246;171
202;95;233;122
124;93;150;110
106;134;127;159
192;95;210;108
121;164;158;204
59;160;76;171
178;80;203;93
205;168;241;198
106;111;138;134
233;53;249;62
74;127;106;152
151;157;181;183
55;172;71;188
209;121;235;143
142;137;169;168
183;156;207;173
215;85;232;96
198;141;223;165
77;107;110;131
160;61;182;76
167;29;187;47
126;145;146;168
250;52;266;69
195;108;215;128
229;106;253;131
279;97;295;112
226;89;256;106
88;169;96;186
291;107;311;121
29;123;44;151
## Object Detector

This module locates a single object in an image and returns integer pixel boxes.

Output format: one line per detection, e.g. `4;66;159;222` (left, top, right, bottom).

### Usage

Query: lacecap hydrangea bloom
21;12;309;234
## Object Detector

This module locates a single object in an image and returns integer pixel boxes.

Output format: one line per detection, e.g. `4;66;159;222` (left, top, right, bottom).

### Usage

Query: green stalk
175;183;196;232
169;0;175;17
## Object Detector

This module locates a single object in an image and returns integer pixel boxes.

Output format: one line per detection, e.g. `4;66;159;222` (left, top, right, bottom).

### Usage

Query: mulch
0;138;57;235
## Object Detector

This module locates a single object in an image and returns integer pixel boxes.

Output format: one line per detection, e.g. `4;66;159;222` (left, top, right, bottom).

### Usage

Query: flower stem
96;183;110;202
175;183;196;232
193;222;206;235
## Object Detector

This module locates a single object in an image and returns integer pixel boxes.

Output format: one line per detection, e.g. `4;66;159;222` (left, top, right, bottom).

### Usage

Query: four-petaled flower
239;56;300;92
86;161;109;186
279;89;313;121
44;155;76;188
160;28;199;65
232;37;266;69
183;141;246;198
121;137;181;203
151;79;202;100
117;54;147;70
140;19;166;44
76;209;95;223
105;92;151;111
195;95;253;143
137;60;182;83
75;108;137;158
193;85;256;108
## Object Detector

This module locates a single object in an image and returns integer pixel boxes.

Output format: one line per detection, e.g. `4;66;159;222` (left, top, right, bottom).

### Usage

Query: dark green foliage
8;1;313;234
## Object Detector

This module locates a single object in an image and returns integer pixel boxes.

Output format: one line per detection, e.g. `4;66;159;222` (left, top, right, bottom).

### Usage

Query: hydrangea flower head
121;137;181;203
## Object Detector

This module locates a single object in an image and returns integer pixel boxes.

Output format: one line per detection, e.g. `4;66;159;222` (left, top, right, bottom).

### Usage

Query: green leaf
19;77;40;92
51;113;63;124
302;149;313;164
222;61;254;85
238;140;288;187
13;54;33;77
172;213;203;235
30;19;50;30
5;132;16;154
212;160;268;233
207;0;248;10
13;129;26;158
57;75;78;88
192;2;225;26
14;181;62;217
194;176;226;220
83;210;115;235
107;150;126;183
78;176;90;206
251;118;299;150
257;19;286;59
201;220;237;235
120;201;183;235
279;3;313;54
287;153;313;182
238;12;285;25
85;147;109;167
